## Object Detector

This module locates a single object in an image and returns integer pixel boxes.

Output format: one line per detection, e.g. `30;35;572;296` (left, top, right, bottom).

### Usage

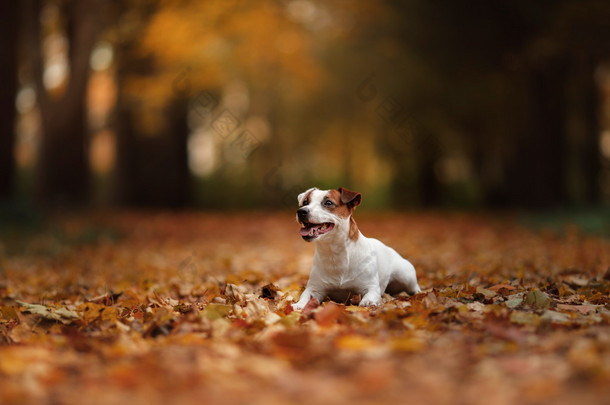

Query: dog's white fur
293;187;421;309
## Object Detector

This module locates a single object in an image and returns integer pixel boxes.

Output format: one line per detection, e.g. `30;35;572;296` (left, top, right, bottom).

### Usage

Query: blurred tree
121;0;326;207
13;0;607;209
26;0;102;207
0;2;20;200
385;0;610;208
108;1;191;207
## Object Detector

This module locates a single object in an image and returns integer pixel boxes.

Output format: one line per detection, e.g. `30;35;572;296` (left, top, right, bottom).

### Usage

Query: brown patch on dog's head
298;187;317;207
324;187;361;241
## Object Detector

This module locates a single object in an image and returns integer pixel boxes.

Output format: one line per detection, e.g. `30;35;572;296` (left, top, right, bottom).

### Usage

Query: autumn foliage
1;212;609;404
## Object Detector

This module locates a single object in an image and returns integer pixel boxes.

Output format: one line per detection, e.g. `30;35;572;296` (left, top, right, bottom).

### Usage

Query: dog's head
296;187;362;242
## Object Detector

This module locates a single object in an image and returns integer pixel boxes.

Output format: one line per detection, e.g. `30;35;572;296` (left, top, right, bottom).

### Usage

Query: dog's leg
359;286;382;307
388;261;421;295
293;287;322;310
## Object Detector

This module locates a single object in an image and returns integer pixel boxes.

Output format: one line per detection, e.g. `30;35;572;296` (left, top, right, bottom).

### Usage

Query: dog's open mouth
299;221;335;239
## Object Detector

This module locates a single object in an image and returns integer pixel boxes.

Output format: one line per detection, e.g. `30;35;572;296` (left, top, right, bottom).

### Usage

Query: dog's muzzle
297;207;335;241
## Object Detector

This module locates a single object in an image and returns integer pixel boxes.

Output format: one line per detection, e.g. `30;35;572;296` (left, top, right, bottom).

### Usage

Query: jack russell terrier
293;187;421;309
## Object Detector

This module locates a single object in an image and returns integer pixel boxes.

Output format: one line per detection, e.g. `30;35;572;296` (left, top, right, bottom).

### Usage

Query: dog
293;187;421;309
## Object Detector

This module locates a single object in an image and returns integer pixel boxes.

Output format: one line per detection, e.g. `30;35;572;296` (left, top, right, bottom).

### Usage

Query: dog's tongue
300;225;317;237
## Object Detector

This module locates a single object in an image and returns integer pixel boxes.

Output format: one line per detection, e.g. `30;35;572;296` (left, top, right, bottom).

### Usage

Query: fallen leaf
314;302;344;327
390;336;425;352
260;283;279;300
488;284;517;296
505;298;523;309
562;275;589;287
270;330;311;360
1;306;19;321
510;311;540;325
78;302;106;324
16;301;79;324
540;310;571;324
203;303;232;320
476;286;497;299
302;296;319;316
350;294;362;306
87;291;123;305
335;334;379;351
524;290;551;309
556;304;596;315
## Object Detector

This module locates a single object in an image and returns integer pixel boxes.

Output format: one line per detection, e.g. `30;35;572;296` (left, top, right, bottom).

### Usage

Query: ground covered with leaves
1;212;609;404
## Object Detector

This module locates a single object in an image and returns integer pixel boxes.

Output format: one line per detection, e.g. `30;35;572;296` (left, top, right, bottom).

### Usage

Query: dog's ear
338;187;361;208
297;187;317;206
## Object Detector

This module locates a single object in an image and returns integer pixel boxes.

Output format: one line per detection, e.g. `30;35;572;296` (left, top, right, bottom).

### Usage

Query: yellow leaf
335;335;378;351
204;303;232;320
391;337;425;352
78;302;106;323
101;307;119;322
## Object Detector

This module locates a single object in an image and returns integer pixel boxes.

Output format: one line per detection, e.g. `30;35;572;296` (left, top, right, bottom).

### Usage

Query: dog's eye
302;199;309;206
324;200;334;206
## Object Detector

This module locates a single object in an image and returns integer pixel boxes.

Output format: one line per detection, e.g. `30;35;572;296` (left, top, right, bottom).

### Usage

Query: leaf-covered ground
1;212;609;405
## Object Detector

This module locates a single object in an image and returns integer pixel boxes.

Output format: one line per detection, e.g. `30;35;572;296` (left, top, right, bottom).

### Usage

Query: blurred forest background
2;0;610;212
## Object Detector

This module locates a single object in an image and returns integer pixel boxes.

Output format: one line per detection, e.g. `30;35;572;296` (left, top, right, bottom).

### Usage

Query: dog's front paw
359;295;381;307
293;296;319;311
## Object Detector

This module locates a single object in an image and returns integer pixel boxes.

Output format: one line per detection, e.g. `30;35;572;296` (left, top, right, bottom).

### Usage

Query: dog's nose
297;207;309;222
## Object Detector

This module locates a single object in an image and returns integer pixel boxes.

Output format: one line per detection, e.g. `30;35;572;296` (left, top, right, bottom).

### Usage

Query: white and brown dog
293;187;421;309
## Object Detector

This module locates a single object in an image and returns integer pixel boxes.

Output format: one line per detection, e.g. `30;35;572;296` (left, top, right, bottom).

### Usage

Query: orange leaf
314;302;344;327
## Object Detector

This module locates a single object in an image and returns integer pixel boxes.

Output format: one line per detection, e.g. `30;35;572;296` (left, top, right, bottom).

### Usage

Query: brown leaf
1;306;19;321
488;284;517;296
270;330;311;361
87;291;123;306
314;302;344;327
78;302;106;324
349;294;362;306
301;296;319;316
562;275;589;287
556;304;596;315
261;283;279;300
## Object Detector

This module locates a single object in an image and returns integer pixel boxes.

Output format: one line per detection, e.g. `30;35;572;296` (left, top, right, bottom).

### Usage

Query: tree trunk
114;100;190;208
0;2;20;200
416;129;441;207
28;0;102;207
503;62;567;207
581;59;601;204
